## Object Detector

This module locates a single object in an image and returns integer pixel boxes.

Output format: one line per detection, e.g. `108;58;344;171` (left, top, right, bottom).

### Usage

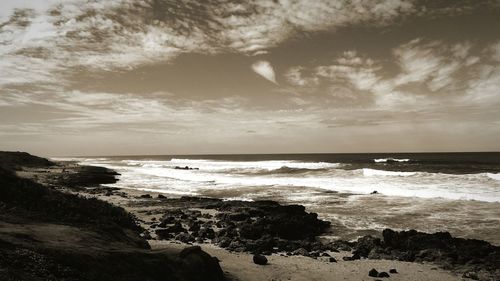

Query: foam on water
362;168;416;177
61;157;500;203
53;156;500;244
373;158;410;163
487;173;500;181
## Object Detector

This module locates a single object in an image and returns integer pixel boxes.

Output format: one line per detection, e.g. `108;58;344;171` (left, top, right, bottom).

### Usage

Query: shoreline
89;186;465;281
2;151;499;280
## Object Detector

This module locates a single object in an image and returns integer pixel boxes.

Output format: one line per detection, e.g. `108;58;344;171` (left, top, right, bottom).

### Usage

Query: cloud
251;60;277;84
1;0;490;91
283;39;497;108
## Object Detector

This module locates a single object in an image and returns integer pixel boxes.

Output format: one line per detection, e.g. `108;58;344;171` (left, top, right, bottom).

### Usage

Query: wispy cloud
283;39;499;109
1;0;488;91
251;60;277;84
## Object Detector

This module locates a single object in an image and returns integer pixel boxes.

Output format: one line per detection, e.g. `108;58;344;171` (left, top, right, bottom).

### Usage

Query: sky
0;0;500;156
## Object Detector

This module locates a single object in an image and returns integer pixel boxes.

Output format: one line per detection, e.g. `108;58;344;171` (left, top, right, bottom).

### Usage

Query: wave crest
374;158;411;163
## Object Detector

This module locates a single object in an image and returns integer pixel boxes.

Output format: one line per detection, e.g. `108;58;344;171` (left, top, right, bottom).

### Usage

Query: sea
54;152;500;245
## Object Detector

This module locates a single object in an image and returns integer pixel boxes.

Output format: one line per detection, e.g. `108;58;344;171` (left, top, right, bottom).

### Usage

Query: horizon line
46;150;500;158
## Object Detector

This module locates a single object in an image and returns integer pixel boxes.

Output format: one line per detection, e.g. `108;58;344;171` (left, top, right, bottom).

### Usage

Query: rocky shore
110;194;499;280
2;151;499;281
0;151;224;281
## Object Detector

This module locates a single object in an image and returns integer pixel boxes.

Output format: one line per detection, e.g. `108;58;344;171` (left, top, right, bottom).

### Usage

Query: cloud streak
251;60;277;84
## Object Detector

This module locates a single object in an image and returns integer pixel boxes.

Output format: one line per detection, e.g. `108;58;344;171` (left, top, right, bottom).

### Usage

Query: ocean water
54;153;500;245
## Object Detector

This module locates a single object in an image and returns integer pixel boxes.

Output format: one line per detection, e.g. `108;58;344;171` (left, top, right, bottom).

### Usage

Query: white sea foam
363;168;416;177
373;158;410;163
487;173;500;181
75;158;500;203
168;158;340;171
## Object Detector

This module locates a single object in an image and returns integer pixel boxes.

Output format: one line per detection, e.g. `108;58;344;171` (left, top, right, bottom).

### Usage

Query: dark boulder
155;229;172;240
239;223;265;240
167;223;186;234
353;235;381;257
229;212;250;221
389;268;398;274
378;271;390;278
179;246;224;281
253;254;268;265
199;228;215;239
352;229;500;280
158;216;176;227
342;253;360;261
176;233;195;243
369;268;379;277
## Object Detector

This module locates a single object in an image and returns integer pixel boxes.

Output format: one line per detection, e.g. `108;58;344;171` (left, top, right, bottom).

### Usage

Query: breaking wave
61;157;500;203
374;158;411;163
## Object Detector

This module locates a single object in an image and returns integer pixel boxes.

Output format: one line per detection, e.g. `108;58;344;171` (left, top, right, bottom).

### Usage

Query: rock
201;213;213;219
158;216;176;227
157;194;166;198
378;271;390;278
371;190;378;194
351;253;360;260
462;270;479;280
354;235;381;257
176;233;194;243
309;251;319;258
189;223;201;232
292;248;309;256
329;257;337;263
239;223;264;240
199;227;215;239
167;222;187;234
155;229;172;240
342;253;360;261
229;212;250;221
369;268;379;277
141;232;152;240
174;166;199;170
253;254;268;265
381;228;499;267
179;246;224;281
389;268;398;274
215;237;232;248
139;194;152;198
330;240;352;252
